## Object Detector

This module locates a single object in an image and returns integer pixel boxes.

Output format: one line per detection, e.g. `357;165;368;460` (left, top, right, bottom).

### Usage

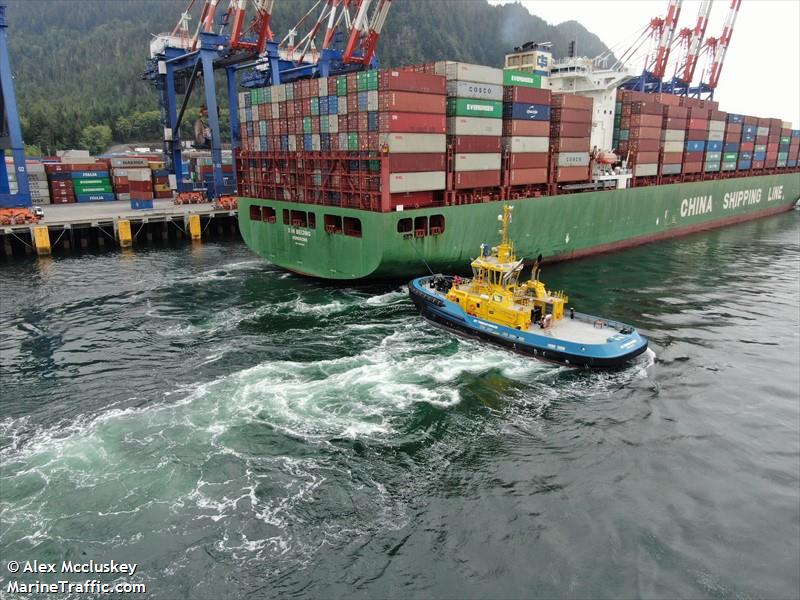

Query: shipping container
388;171;446;193
379;133;446;153
449;135;502;153
437;61;504;85
502;136;549;153
446;80;503;101
503;103;551;121
508;153;549;169
453;170;501;188
447;116;503;136
502;86;551;104
453;153;502;171
506;168;548;185
447;98;503;118
502;120;550;136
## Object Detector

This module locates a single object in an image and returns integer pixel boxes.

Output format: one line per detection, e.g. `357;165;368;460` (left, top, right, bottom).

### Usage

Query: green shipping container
348;133;359;151
74;183;113;193
303;117;312;134
446;98;503;119
285;85;294;100
780;136;791;144
723;152;738;161
250;89;258;104
502;69;542;88
704;162;721;172
337;76;347;96
310;97;319;116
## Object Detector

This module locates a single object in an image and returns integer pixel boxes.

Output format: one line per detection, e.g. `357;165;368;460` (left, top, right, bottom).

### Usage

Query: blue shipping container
726;114;744;124
706;141;723;152
357;91;368;110
130;200;154;210
71;170;109;179
368;112;379;132
742;125;757;135
792;130;800;138
788;159;798;167
152;169;169;178
76;193;115;202
328;96;338;113
737;161;752;170
49;171;71;181
319;100;328;115
739;152;753;161
778;151;789;160
502;102;551;121
303;134;313;150
686;140;705;152
723;143;739;152
741;133;756;142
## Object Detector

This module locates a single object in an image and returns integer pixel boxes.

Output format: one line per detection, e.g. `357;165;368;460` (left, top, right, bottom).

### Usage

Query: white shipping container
661;163;682;175
782;120;792;128
339;101;348;115
555;152;590;167
708;120;725;132
367;90;379;111
447;116;502;136
453;153;502;172
31;197;51;205
318;77;328;97
339;132;348;149
110;157;149;168
312;134;321;151
126;168;152;182
272;85;286;103
328;115;338;133
28;181;50;191
379;133;446;153
707;130;724;142
662;140;684;153
117;193;131;201
272;104;280;119
502;136;549;153
661;129;686;142
756;126;769;136
446;80;503;101
634;163;658;177
288;135;297;151
26;163;46;174
389;171;446;193
435;61;503;85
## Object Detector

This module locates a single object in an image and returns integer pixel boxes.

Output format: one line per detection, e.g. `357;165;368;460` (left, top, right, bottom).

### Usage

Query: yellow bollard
32;226;51;256
188;214;202;241
117;220;133;249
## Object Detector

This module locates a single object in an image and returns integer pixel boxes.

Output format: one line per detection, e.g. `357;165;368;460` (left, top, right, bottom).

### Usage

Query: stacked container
623;100;662;177
436;62;503;190
110;157;150;201
502;73;550;186
722;114;744;172
661;105;687;175
789;130;800;167
150;160;172;199
756;118;771;168
27;162;51;205
684;106;709;174
549;93;592;181
45;163;75;204
706;110;727;171
777;121;790;168
72;168;114;202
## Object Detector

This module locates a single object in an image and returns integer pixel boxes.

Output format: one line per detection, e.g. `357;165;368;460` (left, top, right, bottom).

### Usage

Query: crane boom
706;0;741;89
681;0;713;84
651;0;683;79
342;0;393;65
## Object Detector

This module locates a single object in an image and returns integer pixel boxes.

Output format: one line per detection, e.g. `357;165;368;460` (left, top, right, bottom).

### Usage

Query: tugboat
408;205;648;368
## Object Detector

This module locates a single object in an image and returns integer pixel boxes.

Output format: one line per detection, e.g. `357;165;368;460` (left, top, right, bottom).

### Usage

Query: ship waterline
238;173;800;279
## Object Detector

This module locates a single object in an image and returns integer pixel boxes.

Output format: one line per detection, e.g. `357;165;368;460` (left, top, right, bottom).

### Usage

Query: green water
1;212;798;599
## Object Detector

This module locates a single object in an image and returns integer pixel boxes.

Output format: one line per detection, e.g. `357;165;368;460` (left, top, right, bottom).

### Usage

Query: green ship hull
238;173;800;279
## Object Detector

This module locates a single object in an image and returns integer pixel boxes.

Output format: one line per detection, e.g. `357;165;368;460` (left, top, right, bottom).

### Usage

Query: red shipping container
550;137;591;152
328;78;337;95
620;90;651;103
49;180;73;190
379;71;446;95
386;153;446;172
631;151;659;163
357;113;368;132
389;191;436;210
687;118;708;130
379;112;446;133
688;107;711;119
347;95;358;112
630;101;663;116
663;152;683;164
348;113;358;130
551;107;592;124
740;142;755;152
686;127;707;139
755;135;769;144
653;92;681;107
508;153;549;169
765;158;777;167
725;132;740;143
726;123;743;134
629;126;662;140
507;168;547;185
551;94;593;110
550;122;591;137
449;135;502;153
752;160;765;169
631;113;663;128
629;139;660;152
453;171;501;189
347;72;358;89
503;87;552;104
312;118;320;133
339;115;348;131
554;166;589;182
767;143;779;152
379;91;445;114
710;110;727;120
664;117;687;129
502;120;550;136
130;191;154;200
683;161;703;173
51;196;75;204
663;105;689;118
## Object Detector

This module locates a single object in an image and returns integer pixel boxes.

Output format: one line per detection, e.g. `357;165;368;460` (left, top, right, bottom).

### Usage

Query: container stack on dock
550;93;592;181
71;167;114;203
502;70;551;186
440;62;503;190
27;163;50;205
150;160;172;199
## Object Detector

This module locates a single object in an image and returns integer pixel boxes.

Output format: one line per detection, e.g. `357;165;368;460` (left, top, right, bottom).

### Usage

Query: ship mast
497;205;514;263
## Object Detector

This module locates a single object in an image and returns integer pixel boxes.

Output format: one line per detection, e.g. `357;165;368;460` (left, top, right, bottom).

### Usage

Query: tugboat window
262;206;276;222
249;205;261;221
397;218;412;233
291;210;307;228
343;217;362;237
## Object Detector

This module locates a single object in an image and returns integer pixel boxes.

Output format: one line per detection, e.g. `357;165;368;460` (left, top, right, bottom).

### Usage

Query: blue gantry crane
0;3;31;210
144;0;393;200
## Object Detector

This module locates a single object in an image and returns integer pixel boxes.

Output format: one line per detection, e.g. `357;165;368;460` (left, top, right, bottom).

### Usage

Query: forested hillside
5;0;610;154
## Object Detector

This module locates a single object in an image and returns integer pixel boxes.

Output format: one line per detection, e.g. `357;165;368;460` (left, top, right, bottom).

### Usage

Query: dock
0;199;242;257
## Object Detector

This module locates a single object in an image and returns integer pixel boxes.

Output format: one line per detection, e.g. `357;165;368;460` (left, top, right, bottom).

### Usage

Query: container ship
235;47;800;280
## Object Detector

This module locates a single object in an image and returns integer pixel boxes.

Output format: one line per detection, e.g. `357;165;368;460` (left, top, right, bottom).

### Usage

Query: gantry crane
0;3;31;211
144;0;393;200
